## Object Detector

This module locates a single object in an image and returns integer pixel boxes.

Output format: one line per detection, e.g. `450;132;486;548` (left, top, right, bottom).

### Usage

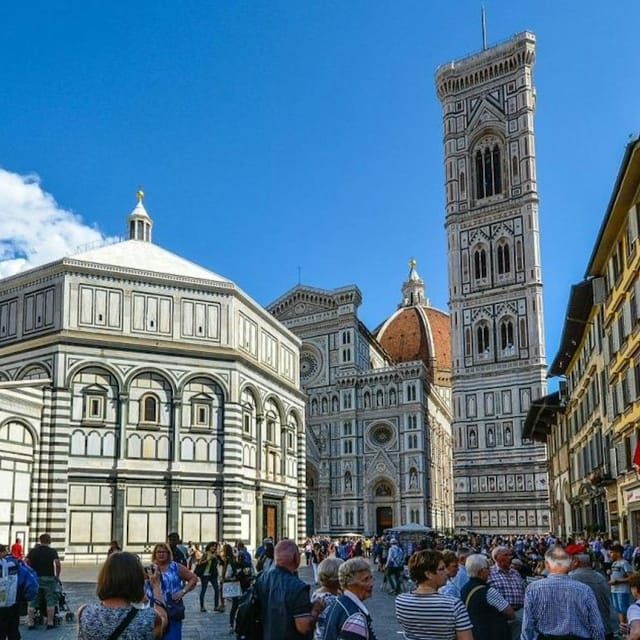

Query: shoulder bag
106;607;139;640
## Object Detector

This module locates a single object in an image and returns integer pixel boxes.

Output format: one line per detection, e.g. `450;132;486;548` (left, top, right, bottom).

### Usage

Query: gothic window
407;384;417;402
464;327;472;356
331;396;339;412
500;319;515;353
476;323;490;355
343;440;353;454
407;434;418;449
475;143;502;199
343;392;352;409
473;247;487;280
140;394;159;424
343;422;353;436
496;240;511;275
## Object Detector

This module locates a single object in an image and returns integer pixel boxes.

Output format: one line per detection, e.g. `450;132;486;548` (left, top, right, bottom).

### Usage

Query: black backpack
234;582;261;640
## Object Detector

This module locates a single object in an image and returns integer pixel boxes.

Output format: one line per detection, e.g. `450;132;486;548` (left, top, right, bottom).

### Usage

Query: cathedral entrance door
376;507;392;535
263;503;278;541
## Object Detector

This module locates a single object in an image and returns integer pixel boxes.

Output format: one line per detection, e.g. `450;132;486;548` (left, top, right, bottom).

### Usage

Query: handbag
165;596;186;621
222;581;242;599
106;607;139;640
194;562;206;578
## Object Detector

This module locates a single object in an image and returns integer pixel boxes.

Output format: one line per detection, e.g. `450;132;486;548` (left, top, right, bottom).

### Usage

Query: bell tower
435;32;549;533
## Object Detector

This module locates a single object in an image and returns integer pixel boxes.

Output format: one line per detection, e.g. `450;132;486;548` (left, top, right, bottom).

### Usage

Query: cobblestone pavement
22;560;404;639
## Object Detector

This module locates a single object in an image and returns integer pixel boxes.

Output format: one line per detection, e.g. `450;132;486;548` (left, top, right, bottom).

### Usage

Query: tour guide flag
634;439;640;473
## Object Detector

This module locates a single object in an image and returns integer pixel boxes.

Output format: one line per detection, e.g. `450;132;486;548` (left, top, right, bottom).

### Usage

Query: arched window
311;398;318;416
496;240;511;275
500;319;515;352
363;392;371;408
389;389;397;405
140;394;159;424
321;397;328;414
331;396;339;412
473;247;487;280
475;142;502;199
376;390;383;407
476;323;490;354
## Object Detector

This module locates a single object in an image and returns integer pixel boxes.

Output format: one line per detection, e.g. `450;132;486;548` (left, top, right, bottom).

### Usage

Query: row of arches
309;384;417;416
463;237;524;284
464;316;527;359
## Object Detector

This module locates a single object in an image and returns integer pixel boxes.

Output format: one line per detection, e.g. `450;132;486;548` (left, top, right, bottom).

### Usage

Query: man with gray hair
521;545;605;640
569;553;617;640
488;545;525;640
461;554;513;640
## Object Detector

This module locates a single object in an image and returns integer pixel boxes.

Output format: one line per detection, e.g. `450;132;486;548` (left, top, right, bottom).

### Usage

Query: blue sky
1;1;639;381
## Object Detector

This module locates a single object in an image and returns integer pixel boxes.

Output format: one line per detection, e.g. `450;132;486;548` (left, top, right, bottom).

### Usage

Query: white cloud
0;168;107;278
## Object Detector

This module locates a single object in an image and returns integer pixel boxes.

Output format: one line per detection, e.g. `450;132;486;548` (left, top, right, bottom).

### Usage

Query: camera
144;564;156;575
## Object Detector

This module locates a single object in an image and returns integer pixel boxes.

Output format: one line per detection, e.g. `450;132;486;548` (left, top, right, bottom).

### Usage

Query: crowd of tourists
3;530;640;639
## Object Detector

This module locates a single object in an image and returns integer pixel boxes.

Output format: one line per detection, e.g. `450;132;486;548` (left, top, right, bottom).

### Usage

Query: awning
522;391;563;442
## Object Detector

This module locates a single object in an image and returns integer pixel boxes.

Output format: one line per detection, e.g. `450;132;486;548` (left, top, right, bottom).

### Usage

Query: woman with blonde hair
311;557;343;640
145;543;197;640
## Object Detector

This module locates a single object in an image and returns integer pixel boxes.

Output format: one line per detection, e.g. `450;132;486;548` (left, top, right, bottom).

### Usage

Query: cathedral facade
0;196;306;557
435;32;550;533
269;263;454;536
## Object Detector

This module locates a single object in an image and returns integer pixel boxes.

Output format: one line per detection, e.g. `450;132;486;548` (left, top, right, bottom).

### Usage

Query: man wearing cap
521;545;605;640
385;539;404;595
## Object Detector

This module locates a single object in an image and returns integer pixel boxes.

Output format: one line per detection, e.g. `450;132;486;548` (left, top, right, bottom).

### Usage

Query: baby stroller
33;578;75;626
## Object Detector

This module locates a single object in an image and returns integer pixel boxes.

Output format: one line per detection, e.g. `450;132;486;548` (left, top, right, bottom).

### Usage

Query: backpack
0;557;19;608
234;583;261;640
17;560;38;602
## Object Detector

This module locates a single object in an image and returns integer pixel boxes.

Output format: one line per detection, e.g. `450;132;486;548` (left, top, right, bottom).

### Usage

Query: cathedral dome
375;260;451;386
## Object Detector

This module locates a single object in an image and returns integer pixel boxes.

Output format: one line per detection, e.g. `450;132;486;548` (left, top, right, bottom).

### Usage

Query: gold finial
136;188;145;202
409;258;417;269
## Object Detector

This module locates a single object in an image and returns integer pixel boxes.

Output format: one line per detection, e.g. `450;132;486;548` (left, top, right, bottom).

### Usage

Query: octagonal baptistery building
0;195;306;559
269;261;454;536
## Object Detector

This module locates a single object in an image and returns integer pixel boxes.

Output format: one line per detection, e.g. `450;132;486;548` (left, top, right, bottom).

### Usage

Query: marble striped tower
435;32;550;533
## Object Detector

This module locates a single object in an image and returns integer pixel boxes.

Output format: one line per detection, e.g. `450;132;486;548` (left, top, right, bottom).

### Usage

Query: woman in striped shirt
396;550;473;640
